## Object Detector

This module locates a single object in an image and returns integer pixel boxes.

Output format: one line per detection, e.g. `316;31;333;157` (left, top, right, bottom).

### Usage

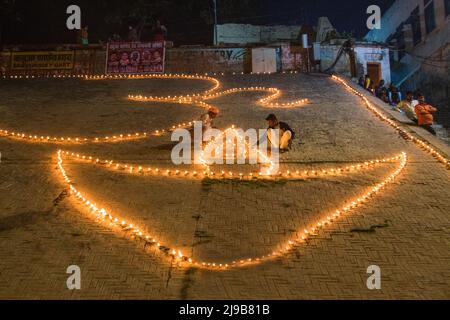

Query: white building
216;24;302;45
365;0;449;113
319;42;391;84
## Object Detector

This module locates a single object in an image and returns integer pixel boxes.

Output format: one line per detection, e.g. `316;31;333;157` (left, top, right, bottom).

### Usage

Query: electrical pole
213;0;218;46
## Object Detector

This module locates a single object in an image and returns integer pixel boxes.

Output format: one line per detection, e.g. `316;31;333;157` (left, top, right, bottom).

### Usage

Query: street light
213;0;218;46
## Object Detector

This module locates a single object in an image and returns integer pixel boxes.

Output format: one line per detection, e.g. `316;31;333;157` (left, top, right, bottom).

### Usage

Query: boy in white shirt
396;91;418;124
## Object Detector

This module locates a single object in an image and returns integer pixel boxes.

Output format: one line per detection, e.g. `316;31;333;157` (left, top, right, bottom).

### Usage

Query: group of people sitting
198;73;439;156
360;75;403;106
359;75;438;135
200;108;295;153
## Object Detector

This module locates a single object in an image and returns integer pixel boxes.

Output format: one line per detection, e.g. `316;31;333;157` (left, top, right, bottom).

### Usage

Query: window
445;0;450;17
424;0;436;34
410;7;422;45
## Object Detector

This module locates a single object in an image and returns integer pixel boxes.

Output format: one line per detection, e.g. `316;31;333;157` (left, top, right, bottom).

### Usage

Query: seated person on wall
368;83;376;95
364;75;372;91
358;76;365;88
379;90;389;103
375;79;389;103
81;26;89;46
415;94;438;135
396;91;418;124
265;114;295;153
388;84;402;106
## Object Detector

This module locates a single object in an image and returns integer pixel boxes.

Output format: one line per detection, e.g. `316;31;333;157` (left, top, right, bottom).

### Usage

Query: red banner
106;41;165;74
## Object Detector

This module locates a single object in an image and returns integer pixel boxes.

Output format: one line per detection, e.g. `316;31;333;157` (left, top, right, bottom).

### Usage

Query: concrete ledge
341;76;450;160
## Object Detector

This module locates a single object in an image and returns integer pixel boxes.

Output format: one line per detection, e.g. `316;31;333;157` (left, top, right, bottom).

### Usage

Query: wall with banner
10;51;74;71
0;46;105;76
0;44;308;76
106;41;165;74
165;47;251;74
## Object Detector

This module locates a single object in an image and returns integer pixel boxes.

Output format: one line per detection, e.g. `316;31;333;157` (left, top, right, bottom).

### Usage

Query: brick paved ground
0;74;449;299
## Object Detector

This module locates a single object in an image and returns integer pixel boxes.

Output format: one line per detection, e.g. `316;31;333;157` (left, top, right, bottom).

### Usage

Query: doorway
252;48;277;73
367;62;382;86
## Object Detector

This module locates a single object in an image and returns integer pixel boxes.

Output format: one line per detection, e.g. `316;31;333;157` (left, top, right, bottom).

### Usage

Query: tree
102;0;173;41
101;0;261;44
1;0;263;45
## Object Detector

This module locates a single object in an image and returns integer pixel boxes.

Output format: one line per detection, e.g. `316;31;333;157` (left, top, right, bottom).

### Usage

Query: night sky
1;0;395;45
259;0;396;36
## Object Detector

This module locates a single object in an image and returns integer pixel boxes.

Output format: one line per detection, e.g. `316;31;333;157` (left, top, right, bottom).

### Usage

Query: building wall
278;44;304;71
365;0;424;43
217;24;301;45
1;44;311;75
165;47;250;73
365;0;449;84
365;0;448;42
0;47;106;75
320;45;391;83
0;51;10;74
251;48;278;73
354;46;391;84
365;0;449;127
319;45;351;75
0;47;252;75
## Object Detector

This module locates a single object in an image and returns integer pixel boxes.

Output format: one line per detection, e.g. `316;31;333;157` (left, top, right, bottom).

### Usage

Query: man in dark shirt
265;114;295;153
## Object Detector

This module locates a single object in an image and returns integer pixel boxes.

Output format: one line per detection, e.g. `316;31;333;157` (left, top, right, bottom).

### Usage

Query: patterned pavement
0;74;449;299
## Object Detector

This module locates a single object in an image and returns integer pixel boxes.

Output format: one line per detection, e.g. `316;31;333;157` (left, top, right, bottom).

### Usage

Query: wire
388;48;450;63
419;60;450;68
322;42;351;73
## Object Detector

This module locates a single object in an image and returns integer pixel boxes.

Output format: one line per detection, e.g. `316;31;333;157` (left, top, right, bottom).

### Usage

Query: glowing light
331;75;449;169
1;73;309;144
56;149;408;270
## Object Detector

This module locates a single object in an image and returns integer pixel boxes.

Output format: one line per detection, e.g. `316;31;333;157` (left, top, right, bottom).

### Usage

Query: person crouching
200;107;220;133
265;113;295;153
